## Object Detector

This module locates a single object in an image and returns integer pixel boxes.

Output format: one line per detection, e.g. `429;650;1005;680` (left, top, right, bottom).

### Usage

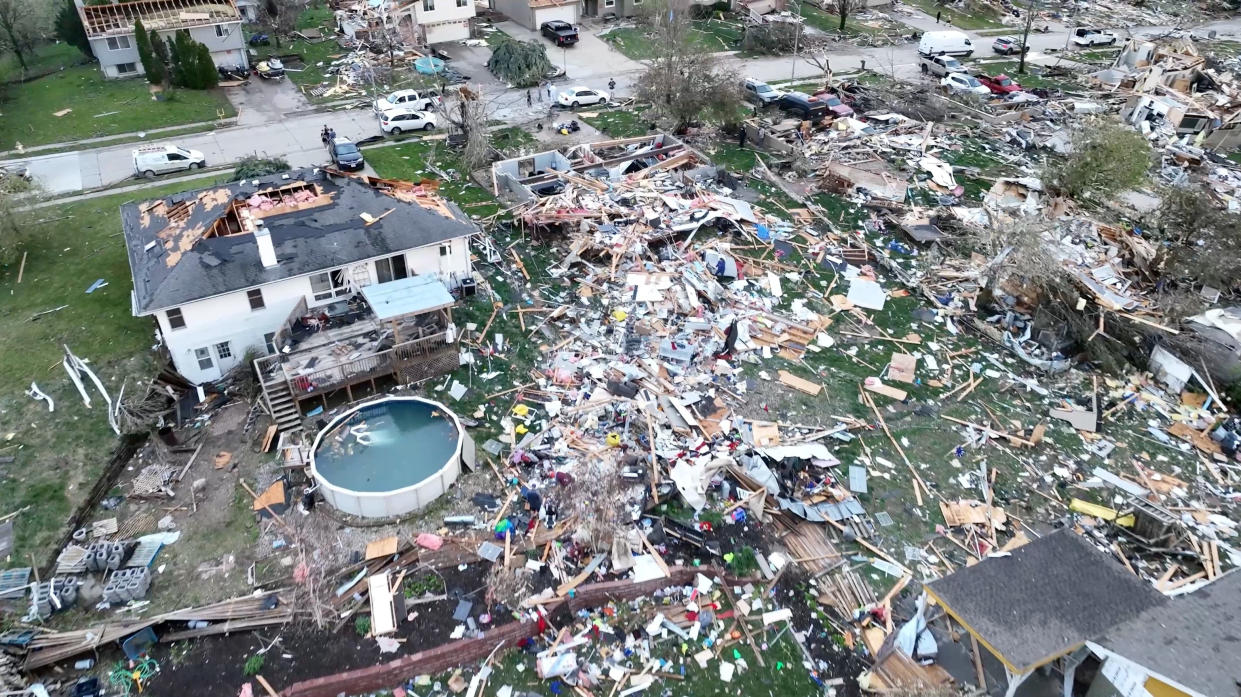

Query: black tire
571;100;579;107
422;122;434;131
921;63;928;73
1107;38;1117;45
189;162;201;170
143;170;155;179
391;127;402;135
964;50;974;57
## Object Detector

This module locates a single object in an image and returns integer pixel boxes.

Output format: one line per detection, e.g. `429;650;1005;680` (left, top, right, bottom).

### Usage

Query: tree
134;19;165;85
0;0;52;73
830;0;860;33
1154;186;1241;290
0;181;38;265
194;42;218;89
54;0;90;57
168;29;217;89
232;155;290;181
259;0;309;49
1042;120;1151;201
487;38;552;88
635;0;741;130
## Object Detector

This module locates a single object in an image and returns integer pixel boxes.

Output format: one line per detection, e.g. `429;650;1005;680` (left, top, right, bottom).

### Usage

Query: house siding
153;239;472;384
412;0;476;43
89;21;247;78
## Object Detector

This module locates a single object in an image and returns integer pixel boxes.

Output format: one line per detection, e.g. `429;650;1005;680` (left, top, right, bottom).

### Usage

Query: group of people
320;125;337;145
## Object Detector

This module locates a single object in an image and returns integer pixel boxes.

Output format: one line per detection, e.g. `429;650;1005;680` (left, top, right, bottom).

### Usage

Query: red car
978;74;1023;95
809;90;856;117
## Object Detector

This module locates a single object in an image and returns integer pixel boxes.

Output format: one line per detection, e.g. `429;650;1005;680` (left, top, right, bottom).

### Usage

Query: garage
531;0;579;29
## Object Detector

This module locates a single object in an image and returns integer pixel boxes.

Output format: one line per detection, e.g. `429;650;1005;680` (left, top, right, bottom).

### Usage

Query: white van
132;145;206;178
919;30;975;58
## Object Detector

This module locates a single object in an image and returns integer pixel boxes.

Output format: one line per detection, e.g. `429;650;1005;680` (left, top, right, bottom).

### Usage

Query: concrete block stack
28;578;78;619
84;542;127;572
102;566;151;604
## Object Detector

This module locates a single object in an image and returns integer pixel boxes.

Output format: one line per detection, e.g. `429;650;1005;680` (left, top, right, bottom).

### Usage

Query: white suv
380;108;439;134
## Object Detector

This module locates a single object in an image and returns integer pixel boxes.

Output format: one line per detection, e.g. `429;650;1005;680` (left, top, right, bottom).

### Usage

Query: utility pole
1018;0;1038;75
791;1;803;81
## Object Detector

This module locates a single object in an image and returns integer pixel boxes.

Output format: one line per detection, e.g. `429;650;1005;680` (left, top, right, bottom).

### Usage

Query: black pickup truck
540;20;579;46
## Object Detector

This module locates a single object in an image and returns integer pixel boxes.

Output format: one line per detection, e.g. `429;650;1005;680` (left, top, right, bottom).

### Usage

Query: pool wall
309;396;466;518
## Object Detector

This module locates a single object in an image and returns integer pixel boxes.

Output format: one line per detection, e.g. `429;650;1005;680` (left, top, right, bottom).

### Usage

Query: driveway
496;21;643;83
226;77;314;126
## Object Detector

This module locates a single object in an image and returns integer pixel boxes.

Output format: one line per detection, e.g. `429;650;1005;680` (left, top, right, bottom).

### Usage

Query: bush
354;614;372;636
243;653;265;676
232;155;291;181
1042;120;1151;201
1154;185;1241;290
726;546;759;575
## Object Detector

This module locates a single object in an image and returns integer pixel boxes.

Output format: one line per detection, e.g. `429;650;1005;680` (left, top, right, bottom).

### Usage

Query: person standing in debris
546;83;552;100
537;81;544;102
526;89;532;107
738;126;747;149
320;125;330;144
608;77;616;94
935;10;941;23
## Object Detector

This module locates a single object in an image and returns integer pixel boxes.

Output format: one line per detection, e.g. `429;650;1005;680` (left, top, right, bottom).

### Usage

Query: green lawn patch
603;19;745;61
581;109;653;138
362;140;503;218
0;67;234;149
982;60;1081;90
900;0;1005;30
792;1;893;36
0;42;89;83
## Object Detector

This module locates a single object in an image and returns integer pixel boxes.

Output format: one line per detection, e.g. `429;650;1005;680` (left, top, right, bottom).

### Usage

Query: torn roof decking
80;0;240;38
1093;570;1241;697
924;529;1166;675
122;168;476;315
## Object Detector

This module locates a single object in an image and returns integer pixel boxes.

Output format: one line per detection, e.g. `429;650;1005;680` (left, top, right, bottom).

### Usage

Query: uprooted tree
1154;185;1241;292
1042;120;1152;201
488;38;553;88
232;154;291;181
742;20;801;55
635;0;742;130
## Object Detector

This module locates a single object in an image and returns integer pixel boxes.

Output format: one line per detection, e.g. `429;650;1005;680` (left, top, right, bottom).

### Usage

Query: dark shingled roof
122;169;475;315
925;529;1166;673
1096;570;1241;697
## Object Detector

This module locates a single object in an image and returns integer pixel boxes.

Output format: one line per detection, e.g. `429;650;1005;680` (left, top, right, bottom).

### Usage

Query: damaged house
75;0;248;79
122;169;476;429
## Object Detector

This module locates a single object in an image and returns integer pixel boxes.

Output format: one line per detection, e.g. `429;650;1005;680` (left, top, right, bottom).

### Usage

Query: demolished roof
79;0;240;38
925;529;1166;674
122;168;476;315
1092;570;1241;697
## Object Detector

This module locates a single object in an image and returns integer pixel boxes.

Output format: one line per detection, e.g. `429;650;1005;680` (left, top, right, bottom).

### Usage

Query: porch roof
360;276;455;321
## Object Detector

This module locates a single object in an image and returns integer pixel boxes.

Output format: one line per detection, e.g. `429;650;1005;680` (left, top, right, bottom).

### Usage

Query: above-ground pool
310;396;464;518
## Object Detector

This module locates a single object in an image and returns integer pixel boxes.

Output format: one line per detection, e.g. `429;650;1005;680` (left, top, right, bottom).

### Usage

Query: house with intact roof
122;169;476;430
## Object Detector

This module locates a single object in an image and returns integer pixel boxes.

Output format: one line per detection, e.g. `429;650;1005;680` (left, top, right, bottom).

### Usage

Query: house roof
1094;570;1241;697
122;169;475;315
924;529;1166;674
80;0;240;38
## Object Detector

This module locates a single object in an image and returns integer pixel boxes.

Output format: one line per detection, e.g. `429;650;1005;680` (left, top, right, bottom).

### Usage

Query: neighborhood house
76;0;248;79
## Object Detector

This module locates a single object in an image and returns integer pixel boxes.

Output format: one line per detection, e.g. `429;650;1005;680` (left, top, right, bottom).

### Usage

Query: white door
535;5;578;28
214;340;238;375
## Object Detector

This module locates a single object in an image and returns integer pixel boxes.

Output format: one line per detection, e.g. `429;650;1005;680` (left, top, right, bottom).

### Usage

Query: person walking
546;84;552;100
538;81;545;102
526;89;532;107
608;77;616;94
738;126;747;149
935;10;941;23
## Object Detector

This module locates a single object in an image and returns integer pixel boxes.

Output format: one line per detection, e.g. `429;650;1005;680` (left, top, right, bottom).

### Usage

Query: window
167;152;187;161
632;0;641;4
457;0;468;6
194;347;214;371
439;243;452;257
264;332;277;355
375;254;408;284
215;24;226;38
310;269;349;301
215;341;233;360
115;62;138;74
423;0;435;10
604;0;615;6
105;36;132;51
247;288;265;311
166;308;186;330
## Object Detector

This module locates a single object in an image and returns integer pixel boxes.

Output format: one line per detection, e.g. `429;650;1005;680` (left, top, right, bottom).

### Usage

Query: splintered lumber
861;390;928;506
778;370;822;396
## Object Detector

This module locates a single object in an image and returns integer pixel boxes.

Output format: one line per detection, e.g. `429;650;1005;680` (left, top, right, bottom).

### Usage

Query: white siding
534;4;579;27
152;238;473;384
90;21;247;78
410;0;476;44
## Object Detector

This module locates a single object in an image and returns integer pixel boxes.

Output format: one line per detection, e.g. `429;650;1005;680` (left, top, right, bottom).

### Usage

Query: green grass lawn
603;19;745;61
0;42;90;83
981;60;1081;90
0;181;199;560
792;1;893;36
581;109;653;138
900;0;1005;30
362;139;504;218
0;66;235;148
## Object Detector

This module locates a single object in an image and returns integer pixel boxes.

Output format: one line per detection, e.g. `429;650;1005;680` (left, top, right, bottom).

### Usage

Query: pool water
314;399;460;493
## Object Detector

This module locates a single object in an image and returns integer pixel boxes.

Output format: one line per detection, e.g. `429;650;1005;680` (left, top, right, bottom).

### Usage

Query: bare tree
259;0;309;49
635;0;741;130
0;0;52;73
831;0;861;33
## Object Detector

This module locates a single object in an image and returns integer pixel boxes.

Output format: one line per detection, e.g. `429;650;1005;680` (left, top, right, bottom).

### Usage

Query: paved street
6;10;1241;198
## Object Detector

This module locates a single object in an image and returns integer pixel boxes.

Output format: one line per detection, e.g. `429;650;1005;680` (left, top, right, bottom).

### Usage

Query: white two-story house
76;0;248;79
392;0;476;45
121;169;476;394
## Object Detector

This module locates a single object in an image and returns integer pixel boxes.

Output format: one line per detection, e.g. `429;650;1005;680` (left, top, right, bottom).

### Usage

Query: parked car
775;92;828;120
541;20;579;46
557;86;608;108
977;73;1023;94
373;89;440;114
809;90;855;117
920;54;966;77
1072;27;1118;46
380;108;439;134
742;78;784;105
133;145;206;178
991;36;1028;55
327;137;364;171
918;30;974;57
940;73;991;96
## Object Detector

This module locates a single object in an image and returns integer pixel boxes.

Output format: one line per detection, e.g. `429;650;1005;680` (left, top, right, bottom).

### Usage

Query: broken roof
925;529;1166;674
80;0;240;38
122;169;475;315
1093;570;1241;697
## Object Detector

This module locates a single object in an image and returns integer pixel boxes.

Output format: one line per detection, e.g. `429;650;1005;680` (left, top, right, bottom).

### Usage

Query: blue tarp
360;275;454;320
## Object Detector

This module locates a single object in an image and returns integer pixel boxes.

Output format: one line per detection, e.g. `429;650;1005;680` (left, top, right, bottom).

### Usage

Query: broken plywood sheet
888;353;917;384
1167;421;1222;455
252;480;285;512
778;370;822;396
846;279;887;311
939;499;1007;528
864;380;907;401
367;571;397;635
365;535;400;560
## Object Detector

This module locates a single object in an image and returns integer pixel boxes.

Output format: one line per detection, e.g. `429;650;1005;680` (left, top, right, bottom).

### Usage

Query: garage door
534;4;578;28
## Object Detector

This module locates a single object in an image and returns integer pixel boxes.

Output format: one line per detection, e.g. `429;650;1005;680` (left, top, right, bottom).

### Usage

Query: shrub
243;653;265;676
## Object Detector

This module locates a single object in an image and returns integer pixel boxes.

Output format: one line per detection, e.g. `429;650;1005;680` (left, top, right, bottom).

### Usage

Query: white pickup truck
1072;28;1118;46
